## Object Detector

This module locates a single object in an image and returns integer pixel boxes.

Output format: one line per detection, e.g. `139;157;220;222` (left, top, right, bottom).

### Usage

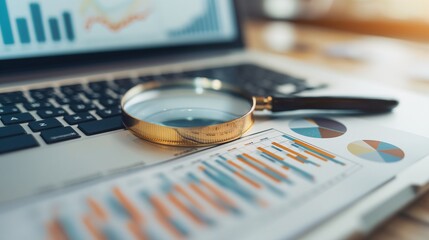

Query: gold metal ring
121;78;256;147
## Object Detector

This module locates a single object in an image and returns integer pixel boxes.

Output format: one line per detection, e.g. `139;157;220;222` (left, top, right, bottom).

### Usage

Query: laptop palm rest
0;130;185;205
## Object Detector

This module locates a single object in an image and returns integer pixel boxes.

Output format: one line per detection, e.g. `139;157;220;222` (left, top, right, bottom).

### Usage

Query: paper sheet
1;117;428;240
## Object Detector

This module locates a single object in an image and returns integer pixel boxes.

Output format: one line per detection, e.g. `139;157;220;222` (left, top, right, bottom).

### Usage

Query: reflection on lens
144;108;240;127
124;88;252;128
162;118;224;127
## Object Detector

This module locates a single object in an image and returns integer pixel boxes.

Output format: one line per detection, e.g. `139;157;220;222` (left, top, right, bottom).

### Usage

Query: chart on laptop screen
0;0;237;60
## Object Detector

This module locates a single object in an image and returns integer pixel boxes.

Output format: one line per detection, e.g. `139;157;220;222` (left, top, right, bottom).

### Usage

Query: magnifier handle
270;96;399;113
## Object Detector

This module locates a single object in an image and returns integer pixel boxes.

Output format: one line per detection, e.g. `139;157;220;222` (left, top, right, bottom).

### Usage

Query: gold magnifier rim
121;78;256;147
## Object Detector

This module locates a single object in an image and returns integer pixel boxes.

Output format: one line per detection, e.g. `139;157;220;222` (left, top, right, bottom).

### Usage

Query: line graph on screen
80;0;151;32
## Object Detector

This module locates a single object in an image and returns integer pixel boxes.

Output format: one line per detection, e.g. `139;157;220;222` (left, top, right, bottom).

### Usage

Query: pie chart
289;118;347;138
348;140;405;163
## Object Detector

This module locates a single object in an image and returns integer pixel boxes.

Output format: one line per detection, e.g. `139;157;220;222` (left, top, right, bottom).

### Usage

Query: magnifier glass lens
124;88;252;128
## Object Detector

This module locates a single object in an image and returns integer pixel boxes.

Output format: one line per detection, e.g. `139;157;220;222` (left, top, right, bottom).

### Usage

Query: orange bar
155;212;183;239
127;221;148;240
189;182;226;213
257;147;284;161
304;150;328;162
237;156;281;183
272;142;308;160
167;193;204;226
150;195;171;218
227;160;244;170
199;178;236;207
294;140;336;159
87;198;108;221
227;160;262;189
46;219;68;240
286;154;305;164
83;215;106;240
112;187;143;223
242;153;289;178
150;195;184;239
173;184;203;211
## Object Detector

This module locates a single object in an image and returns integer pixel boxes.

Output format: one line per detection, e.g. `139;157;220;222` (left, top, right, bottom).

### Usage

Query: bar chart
0;129;361;240
0;0;75;45
169;0;221;37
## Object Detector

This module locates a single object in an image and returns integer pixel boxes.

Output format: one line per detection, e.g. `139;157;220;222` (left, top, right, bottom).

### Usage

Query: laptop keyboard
0;63;324;155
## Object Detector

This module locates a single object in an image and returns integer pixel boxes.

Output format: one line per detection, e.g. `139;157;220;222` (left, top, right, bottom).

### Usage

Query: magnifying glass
121;78;398;147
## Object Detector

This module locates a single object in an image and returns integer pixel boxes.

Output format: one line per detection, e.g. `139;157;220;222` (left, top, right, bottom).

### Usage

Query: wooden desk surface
245;20;429;240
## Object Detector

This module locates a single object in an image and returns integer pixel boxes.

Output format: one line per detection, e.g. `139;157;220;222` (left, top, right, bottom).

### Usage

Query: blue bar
238;154;289;183
202;162;236;184
216;159;238;174
261;153;315;182
291;143;345;166
170;218;189;237
140;191;189;236
284;134;345;166
272;146;320;167
102;227;122;240
0;0;14;45
282;134;295;141
107;197;129;218
30;3;46;43
59;217;83;240
16;18;30;44
271;146;283;153
48;18;61;41
202;165;255;206
187;173;200;183
208;0;219;32
189;206;214;225
62;12;75;41
242;168;286;196
201;169;246;213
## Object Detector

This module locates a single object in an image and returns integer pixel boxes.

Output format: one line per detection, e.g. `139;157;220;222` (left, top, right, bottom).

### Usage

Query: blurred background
241;0;429;40
238;0;429;94
239;2;429;239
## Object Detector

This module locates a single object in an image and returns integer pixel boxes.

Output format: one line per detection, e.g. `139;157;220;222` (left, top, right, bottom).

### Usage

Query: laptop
1;0;429;239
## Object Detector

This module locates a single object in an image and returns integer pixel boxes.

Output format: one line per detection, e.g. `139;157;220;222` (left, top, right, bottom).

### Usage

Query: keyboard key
37;108;68;119
113;78;133;86
64;112;96;125
1;113;35;125
88;81;109;92
55;95;83;105
78;116;124;136
24;102;53;110
99;98;120;108
70;103;97;113
29;87;54;94
40;127;80;144
0;95;28;105
28;118;63;132
30;92;50;101
29;88;55;100
0;106;20;115
138;75;157;83
83;91;110;100
96;108;121;118
110;86;130;95
0;134;39;154
60;84;84;96
0;125;26;138
0;91;23;97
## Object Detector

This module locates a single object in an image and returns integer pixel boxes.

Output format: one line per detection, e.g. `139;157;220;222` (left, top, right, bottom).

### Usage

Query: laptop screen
0;0;239;61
